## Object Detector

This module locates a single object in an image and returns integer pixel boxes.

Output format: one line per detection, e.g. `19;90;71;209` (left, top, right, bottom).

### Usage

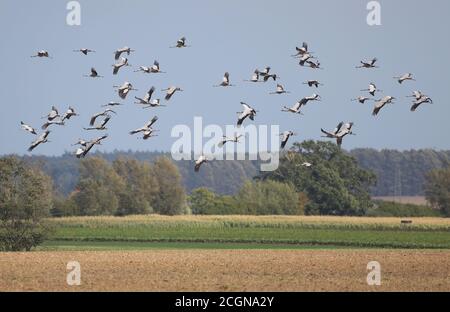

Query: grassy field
46;215;450;250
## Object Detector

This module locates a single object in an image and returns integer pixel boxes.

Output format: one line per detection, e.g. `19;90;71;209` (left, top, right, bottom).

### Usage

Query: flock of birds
23;40;433;172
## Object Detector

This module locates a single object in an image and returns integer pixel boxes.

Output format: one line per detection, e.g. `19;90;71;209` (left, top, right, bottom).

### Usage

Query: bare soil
1;250;449;291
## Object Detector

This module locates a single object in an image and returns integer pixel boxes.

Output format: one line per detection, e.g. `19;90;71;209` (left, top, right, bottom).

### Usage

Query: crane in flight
372;96;396;116
303;80;323;88
114;46;135;60
28;131;51;152
135;86;156;105
112;57;131;75
73;48;95;55
129;116;159;140
321;122;355;147
214;72;235;87
292;42;312;57
237;102;257;127
394;73;415;84
20;122;37;135
62;106;78;121
31;50;52;58
351;96;373;104
42;106;60;121
270;84;290;95
84;67;103;78
410;95;433;112
361;82;382;96
280;131;296;149
75;135;108;158
171;37;190;48
244;69;262;83
102;102;123;107
114;82;137;99
162;86;183;101
218;134;243;147
304;59;322;69
84;115;112;131
194;154;208;172
135;60;166;74
356;58;378;69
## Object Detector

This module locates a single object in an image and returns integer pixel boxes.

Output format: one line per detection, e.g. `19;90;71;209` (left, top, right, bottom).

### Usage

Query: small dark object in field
401;220;413;224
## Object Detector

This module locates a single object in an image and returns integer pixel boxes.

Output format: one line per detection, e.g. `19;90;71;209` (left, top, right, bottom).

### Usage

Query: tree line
15;148;450;198
53;156;187;216
350;148;450;196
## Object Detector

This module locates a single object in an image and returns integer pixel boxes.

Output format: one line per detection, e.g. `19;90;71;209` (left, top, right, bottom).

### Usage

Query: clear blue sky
1;0;449;156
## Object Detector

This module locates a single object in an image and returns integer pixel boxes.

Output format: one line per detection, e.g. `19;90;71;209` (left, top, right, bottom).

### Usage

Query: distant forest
15;148;450;197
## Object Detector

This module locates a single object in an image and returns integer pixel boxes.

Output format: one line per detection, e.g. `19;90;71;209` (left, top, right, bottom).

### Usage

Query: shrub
366;200;441;217
0;157;53;251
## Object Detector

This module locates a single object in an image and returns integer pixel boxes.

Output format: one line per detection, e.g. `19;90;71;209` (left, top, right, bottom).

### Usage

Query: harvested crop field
1;250;449;291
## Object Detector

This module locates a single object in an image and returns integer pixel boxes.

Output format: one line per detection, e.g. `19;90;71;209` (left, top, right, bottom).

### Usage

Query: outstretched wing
148;86;155;99
334;122;344;134
302;42;308;51
321;128;335;137
114;50;122;60
146;116;158;128
100;116;111;127
372;106;382;116
89;113;100;126
237;113;247;127
28;141;39;152
410;102;421;112
241;102;251;111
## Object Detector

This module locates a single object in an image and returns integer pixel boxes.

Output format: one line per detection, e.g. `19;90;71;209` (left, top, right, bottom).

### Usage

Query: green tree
0;157;53;251
113;157;159;215
236;180;302;215
189;188;217;215
259;140;376;216
72;157;125;215
152;157;186;215
424;167;450;217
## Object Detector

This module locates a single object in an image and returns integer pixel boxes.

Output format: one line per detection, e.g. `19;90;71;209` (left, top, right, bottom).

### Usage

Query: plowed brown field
1;250;449;291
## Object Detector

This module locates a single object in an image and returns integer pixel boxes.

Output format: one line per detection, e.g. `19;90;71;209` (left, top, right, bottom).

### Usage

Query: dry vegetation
373;196;429;206
1;250;449;291
50;214;450;228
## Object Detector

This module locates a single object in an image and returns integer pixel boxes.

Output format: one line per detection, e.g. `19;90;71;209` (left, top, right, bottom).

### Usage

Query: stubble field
1;249;449;291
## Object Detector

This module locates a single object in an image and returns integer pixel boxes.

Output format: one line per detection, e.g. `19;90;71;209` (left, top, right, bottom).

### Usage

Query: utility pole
393;165;402;203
